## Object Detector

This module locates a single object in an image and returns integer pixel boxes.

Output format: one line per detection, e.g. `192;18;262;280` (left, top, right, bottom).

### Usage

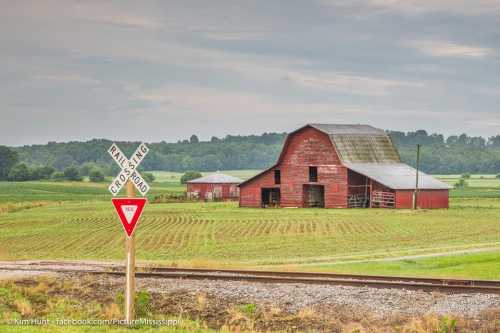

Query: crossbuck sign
108;143;150;196
107;142;150;323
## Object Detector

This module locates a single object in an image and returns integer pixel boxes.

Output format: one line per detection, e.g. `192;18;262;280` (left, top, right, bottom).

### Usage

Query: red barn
239;124;450;209
187;173;242;201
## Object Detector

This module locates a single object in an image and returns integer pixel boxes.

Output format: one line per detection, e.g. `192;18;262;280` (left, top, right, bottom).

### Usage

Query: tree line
389;130;500;174
0;147;106;182
0;146;155;182
1;130;499;179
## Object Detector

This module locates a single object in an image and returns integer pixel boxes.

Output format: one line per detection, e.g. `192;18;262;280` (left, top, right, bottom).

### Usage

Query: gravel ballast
1;261;499;320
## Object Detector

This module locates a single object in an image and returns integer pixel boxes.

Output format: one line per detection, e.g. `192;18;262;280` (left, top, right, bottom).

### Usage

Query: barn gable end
239;126;348;208
278;126;348;208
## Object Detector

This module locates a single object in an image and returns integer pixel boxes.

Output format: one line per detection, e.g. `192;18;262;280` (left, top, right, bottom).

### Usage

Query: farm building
239;124;450;209
187;173;242;201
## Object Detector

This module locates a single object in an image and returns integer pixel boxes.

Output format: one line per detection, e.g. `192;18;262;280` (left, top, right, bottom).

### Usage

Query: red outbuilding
187;173;242;201
239;124;450;209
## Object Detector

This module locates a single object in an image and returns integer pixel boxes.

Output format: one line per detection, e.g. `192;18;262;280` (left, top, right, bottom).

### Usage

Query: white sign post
108;142;150;323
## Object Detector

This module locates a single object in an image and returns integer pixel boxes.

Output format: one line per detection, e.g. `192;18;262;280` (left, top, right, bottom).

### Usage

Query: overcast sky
1;1;499;146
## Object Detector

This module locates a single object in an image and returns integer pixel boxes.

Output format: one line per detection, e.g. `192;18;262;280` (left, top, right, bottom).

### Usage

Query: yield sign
112;198;147;237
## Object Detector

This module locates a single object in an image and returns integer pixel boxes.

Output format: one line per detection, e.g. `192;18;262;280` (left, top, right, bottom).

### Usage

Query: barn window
274;170;281;184
309;166;318;182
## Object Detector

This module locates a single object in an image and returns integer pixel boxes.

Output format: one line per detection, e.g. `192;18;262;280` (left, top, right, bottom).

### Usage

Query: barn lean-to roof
344;163;450;190
239;124;450;190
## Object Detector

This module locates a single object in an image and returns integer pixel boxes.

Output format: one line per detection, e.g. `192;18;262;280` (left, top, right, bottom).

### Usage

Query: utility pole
125;180;135;323
413;144;421;210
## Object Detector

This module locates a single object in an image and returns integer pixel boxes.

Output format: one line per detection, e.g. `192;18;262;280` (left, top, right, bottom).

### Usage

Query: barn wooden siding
395;190;449;209
239;170;275;207
240;127;348;208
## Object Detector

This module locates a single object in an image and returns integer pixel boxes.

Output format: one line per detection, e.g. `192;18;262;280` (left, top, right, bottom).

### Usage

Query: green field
150;170;261;183
301;250;500;279
438;174;500;189
0;175;499;280
0;181;184;203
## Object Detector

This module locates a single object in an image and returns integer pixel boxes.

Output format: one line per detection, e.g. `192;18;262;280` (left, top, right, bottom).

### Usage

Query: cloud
130;85;372;138
406;40;494;58
193;54;420;96
136;86;290;113
78;14;161;30
284;72;422;96
135;85;362;116
72;3;162;30
351;0;500;15
201;31;268;41
0;1;163;30
32;73;100;85
1;0;500;145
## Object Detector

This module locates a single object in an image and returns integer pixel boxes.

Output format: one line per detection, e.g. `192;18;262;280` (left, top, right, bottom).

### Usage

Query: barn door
304;185;325;208
261;188;280;208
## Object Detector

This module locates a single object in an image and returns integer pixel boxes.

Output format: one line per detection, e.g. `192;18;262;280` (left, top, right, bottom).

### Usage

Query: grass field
0;174;499;280
300;250;500;280
0;181;184;203
0;326;212;333
0;275;218;333
150;170;261;183
438;174;500;189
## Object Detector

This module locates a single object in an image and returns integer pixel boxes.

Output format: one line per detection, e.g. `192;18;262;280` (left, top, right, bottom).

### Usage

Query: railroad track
1;263;500;294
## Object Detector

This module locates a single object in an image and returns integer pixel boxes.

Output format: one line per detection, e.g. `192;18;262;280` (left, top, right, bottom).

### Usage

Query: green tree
88;168;105;182
180;156;194;170
200;154;221;171
53;154;75;170
189;134;199;143
496;174;500;179
143;172;155;183
180;171;202;184
7;163;31;181
34;165;55;179
28;166;42;180
80;162;100;176
52;171;64;181
489;135;500;147
0;146;19;180
454;178;468;189
63;165;83;181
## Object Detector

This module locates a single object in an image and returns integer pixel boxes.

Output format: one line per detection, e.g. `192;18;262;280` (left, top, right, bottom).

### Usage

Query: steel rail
140;266;500;288
1;265;500;294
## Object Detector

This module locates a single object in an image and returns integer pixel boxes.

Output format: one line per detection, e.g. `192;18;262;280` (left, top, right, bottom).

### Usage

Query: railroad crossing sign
108;142;150;196
107;142;150;323
112;198;147;237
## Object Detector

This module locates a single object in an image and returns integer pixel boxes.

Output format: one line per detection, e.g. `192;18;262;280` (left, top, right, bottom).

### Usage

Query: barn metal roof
239;124;447;190
309;124;401;163
309;124;385;135
187;173;243;184
344;163;451;190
